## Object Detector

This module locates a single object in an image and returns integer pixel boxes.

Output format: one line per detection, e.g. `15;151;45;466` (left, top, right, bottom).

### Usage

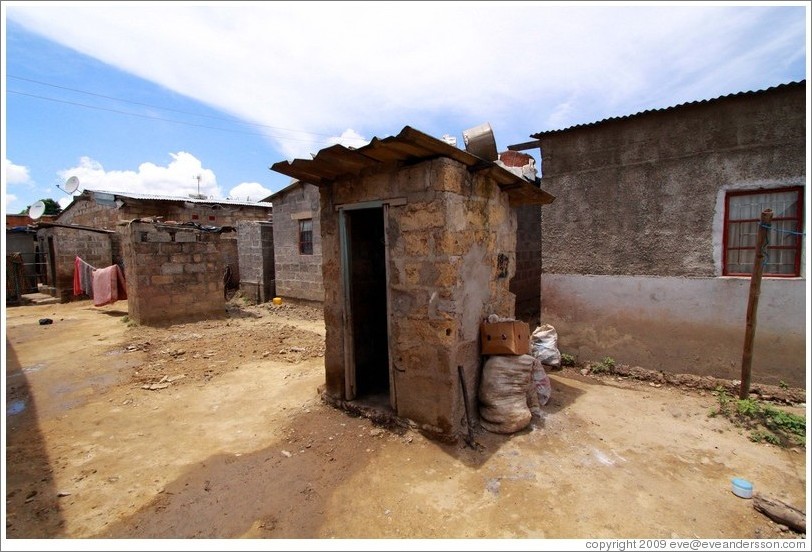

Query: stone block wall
236;221;275;303
121;221;226;325
321;157;517;438
37;227;113;302
271;183;324;301
60;196;272;230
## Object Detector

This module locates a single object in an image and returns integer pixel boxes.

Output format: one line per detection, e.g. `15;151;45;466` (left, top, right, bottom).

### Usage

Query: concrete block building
512;80;806;386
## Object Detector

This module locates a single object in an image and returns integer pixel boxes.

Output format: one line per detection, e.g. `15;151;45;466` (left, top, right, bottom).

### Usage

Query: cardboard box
480;320;530;355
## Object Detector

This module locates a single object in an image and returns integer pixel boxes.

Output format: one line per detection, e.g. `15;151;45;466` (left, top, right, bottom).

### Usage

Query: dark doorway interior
347;207;390;400
47;236;56;287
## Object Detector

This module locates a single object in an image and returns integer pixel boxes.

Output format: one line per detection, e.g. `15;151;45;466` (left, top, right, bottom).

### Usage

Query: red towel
92;265;128;307
73;257;82;296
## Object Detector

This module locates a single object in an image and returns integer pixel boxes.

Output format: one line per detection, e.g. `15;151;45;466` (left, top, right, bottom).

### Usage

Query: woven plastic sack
530;324;561;368
478;354;534;434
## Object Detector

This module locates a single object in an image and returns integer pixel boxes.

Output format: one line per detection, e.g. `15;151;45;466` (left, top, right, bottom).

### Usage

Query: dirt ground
3;296;808;545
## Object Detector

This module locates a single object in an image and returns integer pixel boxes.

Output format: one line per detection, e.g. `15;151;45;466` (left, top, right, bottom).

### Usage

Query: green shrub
590;356;616;374
709;389;805;448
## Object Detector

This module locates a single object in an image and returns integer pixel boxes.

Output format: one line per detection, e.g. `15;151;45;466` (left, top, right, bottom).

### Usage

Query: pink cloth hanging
91;265;128;307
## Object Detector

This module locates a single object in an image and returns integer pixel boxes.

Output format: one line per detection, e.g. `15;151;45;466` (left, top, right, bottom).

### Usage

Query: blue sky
2;1;809;216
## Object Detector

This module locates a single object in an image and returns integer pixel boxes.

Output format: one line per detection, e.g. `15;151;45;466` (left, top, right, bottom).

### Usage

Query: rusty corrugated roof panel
270;126;555;206
530;80;806;138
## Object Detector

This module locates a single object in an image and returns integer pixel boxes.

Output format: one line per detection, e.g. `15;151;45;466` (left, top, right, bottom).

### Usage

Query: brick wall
236;221;275;303
121;221;227;325
511;203;541;323
271;183;324;301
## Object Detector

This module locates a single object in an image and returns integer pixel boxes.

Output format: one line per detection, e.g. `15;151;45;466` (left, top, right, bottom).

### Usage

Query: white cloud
227;182;272;202
57;152;223;199
326;129;369;149
546;101;575;131
57;196;73;210
5;159;32;185
4;159;34;213
7;3;806;156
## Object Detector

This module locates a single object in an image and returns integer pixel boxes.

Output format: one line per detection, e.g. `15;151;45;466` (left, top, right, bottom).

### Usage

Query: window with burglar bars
723;187;804;277
299;218;313;255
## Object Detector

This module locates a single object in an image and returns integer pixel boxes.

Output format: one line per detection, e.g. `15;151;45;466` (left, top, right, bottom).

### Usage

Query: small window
191;214;199;220
299;219;313;255
723;187;803;277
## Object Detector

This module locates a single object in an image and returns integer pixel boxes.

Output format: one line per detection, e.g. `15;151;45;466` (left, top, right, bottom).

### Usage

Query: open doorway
344;207;391;408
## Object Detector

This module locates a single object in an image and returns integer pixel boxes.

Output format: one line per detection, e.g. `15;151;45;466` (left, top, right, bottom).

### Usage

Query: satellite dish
29;200;46;220
64;176;80;193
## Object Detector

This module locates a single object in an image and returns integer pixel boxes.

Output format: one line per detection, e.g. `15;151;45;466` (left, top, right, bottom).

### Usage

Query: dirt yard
3;297;808;542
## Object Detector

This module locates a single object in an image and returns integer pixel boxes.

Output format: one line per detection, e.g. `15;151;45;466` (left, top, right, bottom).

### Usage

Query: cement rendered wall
272;183;324;301
121;222;226;325
321;157;517;438
542;274;806;387
538;83;806;384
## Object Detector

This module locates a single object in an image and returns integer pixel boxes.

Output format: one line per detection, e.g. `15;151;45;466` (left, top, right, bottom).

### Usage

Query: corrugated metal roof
270;126;555;206
82;189;273;208
530;80;805;138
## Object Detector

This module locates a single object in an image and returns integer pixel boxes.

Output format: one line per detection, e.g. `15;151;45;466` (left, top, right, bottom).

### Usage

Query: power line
8;89;367;146
8;74;338;138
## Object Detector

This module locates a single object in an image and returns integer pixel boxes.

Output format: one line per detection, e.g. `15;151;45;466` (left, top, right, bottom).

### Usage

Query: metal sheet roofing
530;80;806;138
81;189;273;208
270;126;555;206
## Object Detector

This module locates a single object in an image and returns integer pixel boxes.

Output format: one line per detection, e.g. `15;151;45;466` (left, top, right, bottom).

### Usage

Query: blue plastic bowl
731;477;753;499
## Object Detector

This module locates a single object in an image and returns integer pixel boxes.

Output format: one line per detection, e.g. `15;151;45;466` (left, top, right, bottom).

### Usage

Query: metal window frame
298;218;313;255
722;186;804;277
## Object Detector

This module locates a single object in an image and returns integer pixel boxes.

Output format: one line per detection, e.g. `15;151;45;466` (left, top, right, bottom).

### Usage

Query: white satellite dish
64;176;80;193
29;200;46;220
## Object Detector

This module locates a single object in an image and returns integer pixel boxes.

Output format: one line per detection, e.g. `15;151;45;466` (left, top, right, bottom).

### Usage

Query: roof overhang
270;126;555;206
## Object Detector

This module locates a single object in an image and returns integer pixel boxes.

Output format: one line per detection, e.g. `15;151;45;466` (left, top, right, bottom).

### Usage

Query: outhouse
271;126;554;440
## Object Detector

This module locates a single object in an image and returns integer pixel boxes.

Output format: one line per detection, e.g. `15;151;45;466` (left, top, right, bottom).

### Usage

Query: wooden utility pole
740;209;773;400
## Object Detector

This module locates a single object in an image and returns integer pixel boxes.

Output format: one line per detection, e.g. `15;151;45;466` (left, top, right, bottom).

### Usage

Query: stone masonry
321;157;517;438
121;221;226;325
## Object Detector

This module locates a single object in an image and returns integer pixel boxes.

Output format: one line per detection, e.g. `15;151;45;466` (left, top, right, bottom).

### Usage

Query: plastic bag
530;324;561;368
531;360;552;407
